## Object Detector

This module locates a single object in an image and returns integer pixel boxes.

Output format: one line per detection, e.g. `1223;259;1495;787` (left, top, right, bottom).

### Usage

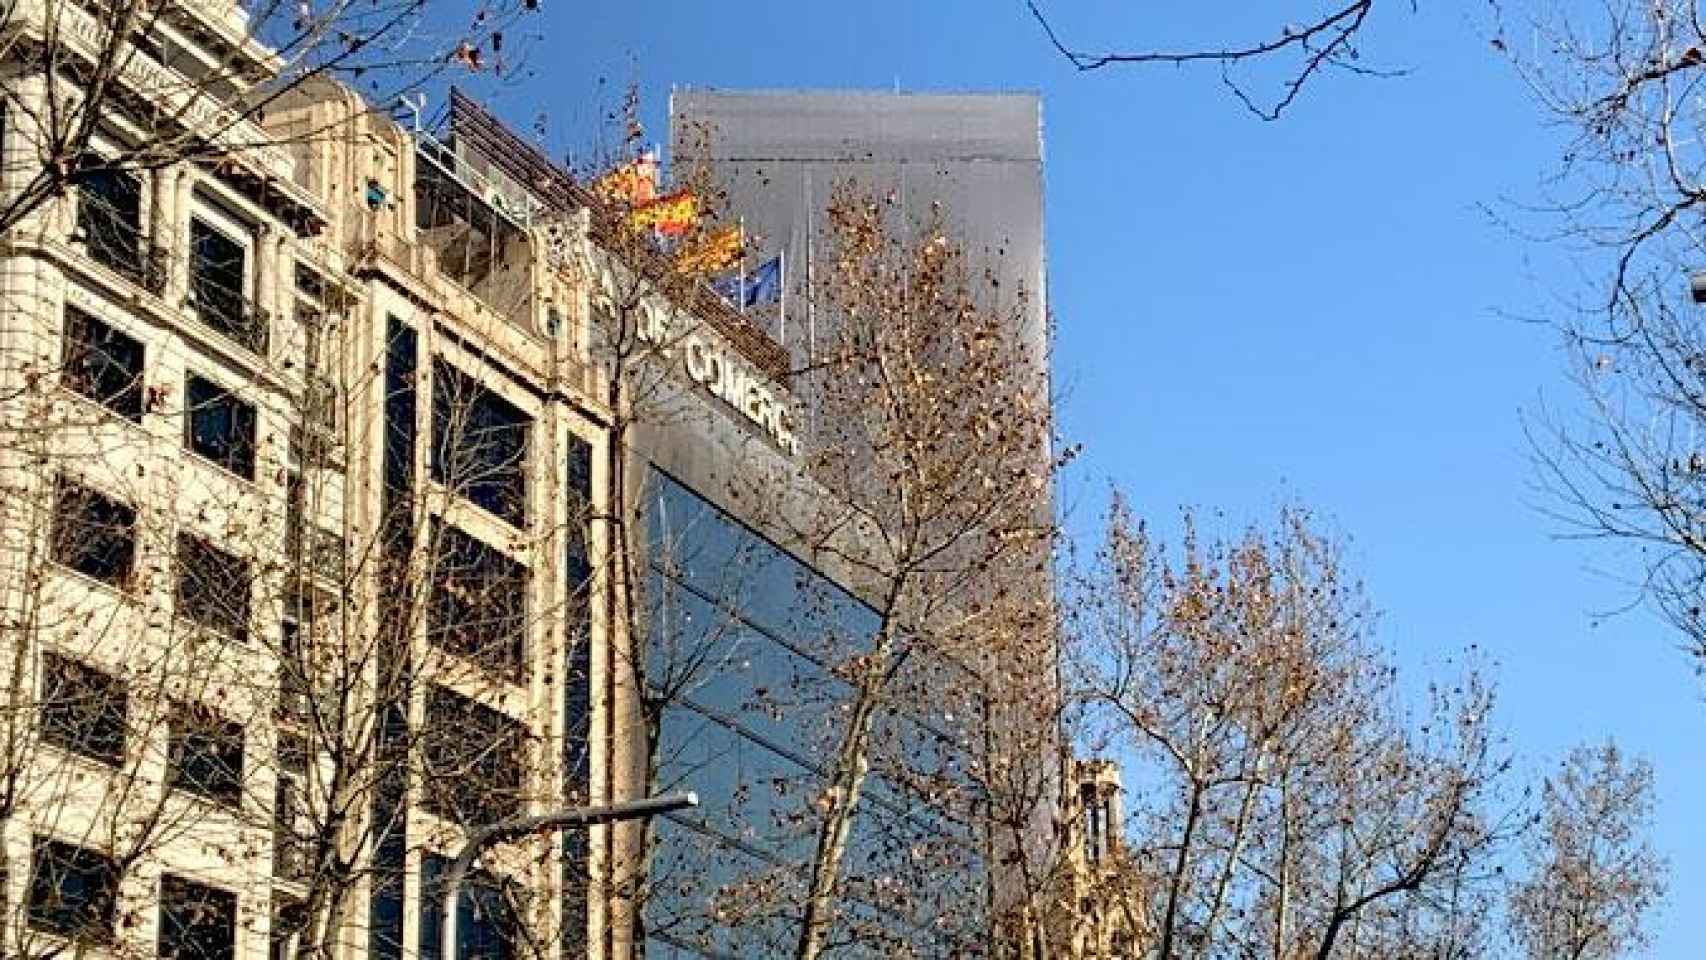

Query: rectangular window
62;306;144;420
270;895;307;960
431;360;530;526
27;837;119;943
185;374;257;479
168;702;245;807
428;524;527;679
419;853;521;960
158;874;238;960
39;653;127;765
50;477;136;588
176;533;252;642
273;773;308;881
77;165;143;281
189;216;266;354
421;685;525;825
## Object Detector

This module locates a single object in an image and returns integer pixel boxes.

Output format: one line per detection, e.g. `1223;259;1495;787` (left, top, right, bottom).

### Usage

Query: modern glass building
640;468;989;958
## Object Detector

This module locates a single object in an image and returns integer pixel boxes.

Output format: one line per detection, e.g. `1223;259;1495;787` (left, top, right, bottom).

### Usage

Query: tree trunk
794;635;893;960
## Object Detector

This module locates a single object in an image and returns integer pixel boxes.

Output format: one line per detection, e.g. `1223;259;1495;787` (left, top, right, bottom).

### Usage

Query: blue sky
469;2;1704;952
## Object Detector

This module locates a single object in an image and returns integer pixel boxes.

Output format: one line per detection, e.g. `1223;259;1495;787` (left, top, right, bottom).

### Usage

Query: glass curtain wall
642;468;988;959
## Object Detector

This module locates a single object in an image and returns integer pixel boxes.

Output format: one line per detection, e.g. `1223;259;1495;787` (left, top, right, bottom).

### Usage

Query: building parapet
4;0;324;231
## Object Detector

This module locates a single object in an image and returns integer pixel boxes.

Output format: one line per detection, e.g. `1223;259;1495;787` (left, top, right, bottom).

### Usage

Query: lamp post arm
440;792;698;960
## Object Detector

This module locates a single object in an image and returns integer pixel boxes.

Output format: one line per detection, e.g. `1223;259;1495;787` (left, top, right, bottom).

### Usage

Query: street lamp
439;792;699;960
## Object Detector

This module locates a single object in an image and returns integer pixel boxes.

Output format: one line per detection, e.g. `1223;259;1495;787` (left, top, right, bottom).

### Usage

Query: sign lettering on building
636;302;800;456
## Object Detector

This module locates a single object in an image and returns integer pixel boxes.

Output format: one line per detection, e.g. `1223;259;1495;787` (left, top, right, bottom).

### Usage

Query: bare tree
1064;498;1512;959
1492;0;1706;674
1023;0;1405;119
1508;742;1667;960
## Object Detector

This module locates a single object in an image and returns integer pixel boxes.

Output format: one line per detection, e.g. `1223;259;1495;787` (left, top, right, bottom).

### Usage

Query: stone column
169;170;195;304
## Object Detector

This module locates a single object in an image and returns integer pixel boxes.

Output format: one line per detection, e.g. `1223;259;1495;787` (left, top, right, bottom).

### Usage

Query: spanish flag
592;154;658;206
630;189;698;237
675;224;743;275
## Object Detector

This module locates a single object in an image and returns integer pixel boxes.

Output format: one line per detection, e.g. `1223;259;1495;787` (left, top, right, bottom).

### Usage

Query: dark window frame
76;163;144;281
185;373;258;480
427;523;528;680
39;653;128;765
167;701;246;808
430;359;531;527
187;215;266;354
61;306;145;421
175;532;252;643
420;684;526;826
158;873;238;960
26;836;120;943
50;476;137;589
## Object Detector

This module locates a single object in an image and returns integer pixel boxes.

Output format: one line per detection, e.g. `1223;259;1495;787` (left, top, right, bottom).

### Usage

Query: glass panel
186;375;257;479
39;653;128;765
427;524;527;679
431;360;529;526
62;307;144;420
420;685;525;825
175;533;252;642
27;837;119;942
189;218;266;354
78;167;143;280
168;702;245;806
51;478;136;587
158;874;238;960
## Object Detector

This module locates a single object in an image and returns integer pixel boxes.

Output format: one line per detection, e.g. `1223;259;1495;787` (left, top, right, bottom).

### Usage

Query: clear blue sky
468;2;1703;952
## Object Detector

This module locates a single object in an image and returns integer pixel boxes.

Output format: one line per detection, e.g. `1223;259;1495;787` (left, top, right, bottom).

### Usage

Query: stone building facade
0;5;1056;959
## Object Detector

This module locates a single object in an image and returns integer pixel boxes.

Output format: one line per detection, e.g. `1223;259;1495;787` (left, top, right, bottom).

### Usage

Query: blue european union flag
710;273;741;306
709;254;783;312
744;255;782;308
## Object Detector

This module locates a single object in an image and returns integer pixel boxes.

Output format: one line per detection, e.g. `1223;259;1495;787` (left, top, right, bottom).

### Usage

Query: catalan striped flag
675;224;743;275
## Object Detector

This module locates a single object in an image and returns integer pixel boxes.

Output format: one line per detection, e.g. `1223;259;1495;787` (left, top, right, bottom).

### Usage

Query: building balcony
74;197;171;296
187;275;270;355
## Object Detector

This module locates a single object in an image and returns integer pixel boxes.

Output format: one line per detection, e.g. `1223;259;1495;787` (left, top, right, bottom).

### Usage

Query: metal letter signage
636;302;800;456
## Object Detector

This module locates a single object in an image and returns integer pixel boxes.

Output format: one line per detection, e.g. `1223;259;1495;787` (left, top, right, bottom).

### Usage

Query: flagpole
778;248;787;348
738;217;747;315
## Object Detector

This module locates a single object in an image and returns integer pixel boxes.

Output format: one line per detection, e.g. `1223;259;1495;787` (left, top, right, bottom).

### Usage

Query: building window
273;771;308;881
62;306;144;420
26;837;119;943
421;684;525;825
185;374;257;480
431;360;530;526
50;477;136;588
428;524;527;679
175;532;252;642
189;216;266;354
168;702;245;807
419;853;522;960
77;165;144;281
158;874;238;960
270;895;307;960
39;653;127;765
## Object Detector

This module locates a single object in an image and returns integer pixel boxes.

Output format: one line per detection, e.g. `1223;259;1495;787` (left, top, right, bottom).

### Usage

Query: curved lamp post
440;792;700;960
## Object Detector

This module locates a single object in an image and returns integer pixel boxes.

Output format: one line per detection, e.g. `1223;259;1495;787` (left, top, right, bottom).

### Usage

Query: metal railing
76;194;170;295
188;271;270;355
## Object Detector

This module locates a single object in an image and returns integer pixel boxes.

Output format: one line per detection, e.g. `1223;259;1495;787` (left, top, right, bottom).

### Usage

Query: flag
744;254;782;308
675;224;742;275
592;153;658;206
711;254;783;311
630;189;698;237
